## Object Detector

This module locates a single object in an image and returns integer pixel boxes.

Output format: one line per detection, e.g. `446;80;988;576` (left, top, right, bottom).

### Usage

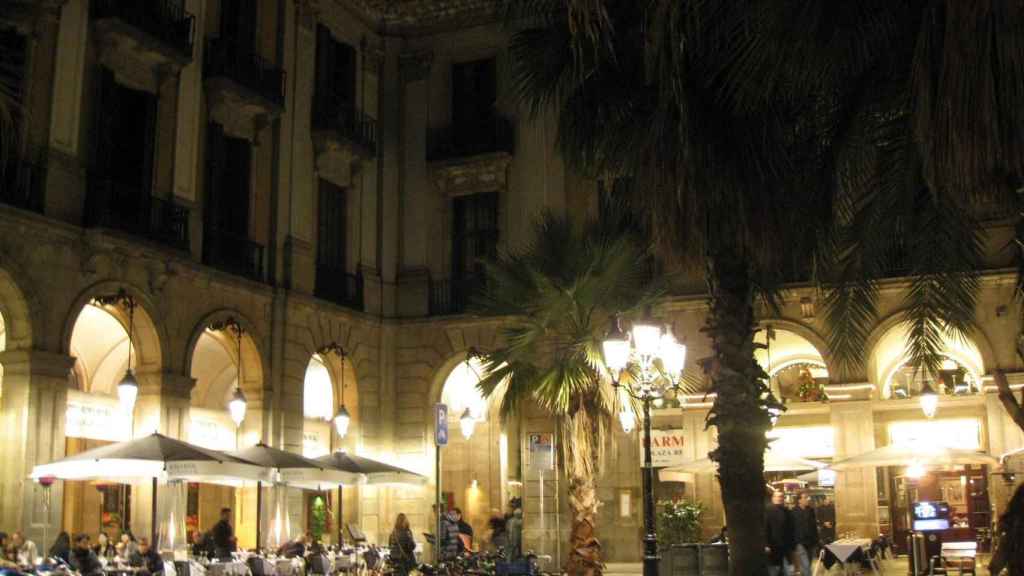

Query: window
452;192;499;282
218;0;255;49
205;123;251;237
452;58;496;129
313;25;356;123
0;27;26;146
94;69;157;192
317;179;346;272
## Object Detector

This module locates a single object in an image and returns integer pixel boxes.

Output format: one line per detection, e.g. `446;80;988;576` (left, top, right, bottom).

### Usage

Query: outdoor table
814;538;882;575
272;557;304;576
204;560;252;576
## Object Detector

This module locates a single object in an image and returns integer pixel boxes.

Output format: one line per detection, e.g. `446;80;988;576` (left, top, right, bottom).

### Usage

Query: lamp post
602;314;686;576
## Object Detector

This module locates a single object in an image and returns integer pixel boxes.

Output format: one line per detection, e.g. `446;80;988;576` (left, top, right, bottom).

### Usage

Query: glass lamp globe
333;405;351;438
602;320;631;375
631;321;662;358
117;369;139;412
919;383;939;419
228;387;248;427
659;331;687;378
459;408;476;439
619;409;636;433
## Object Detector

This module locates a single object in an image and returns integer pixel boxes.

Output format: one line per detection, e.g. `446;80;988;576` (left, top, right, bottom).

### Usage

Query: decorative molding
800;296;815;319
93;18;191;94
429;152;511;197
399;50;433;83
205;78;282;142
312;131;359;189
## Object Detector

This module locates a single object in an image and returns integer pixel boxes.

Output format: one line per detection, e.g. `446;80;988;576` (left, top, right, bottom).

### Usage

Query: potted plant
658;499;705;574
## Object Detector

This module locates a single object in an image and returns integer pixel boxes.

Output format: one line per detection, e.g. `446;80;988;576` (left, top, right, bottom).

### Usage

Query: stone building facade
0;0;1022;564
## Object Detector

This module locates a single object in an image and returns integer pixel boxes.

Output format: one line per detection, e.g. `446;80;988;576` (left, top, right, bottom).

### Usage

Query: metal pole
338;484;344;547
151;478;158;545
641;396;659;576
435;445;442;564
256;481;263;551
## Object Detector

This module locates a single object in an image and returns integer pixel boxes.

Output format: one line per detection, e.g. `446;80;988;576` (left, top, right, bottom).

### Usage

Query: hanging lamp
228;321;247;426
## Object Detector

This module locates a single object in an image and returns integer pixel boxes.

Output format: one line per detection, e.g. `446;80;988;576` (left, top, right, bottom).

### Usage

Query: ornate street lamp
602;313;686;576
94;290;139;418
459;408;476;440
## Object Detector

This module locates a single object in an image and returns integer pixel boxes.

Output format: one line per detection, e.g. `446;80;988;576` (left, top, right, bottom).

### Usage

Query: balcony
429;276;483;316
427;116;514;197
1;160;44;214
85;176;189;250
203;227;265;282
315;265;364;311
311;95;377;189
91;0;194;93
204;39;285;141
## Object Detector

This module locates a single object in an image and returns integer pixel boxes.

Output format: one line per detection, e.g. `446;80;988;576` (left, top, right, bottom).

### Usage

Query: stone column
0;349;74;547
831;401;878;537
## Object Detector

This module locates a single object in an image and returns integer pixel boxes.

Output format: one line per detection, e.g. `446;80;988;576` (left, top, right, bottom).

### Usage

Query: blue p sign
435;403;448;446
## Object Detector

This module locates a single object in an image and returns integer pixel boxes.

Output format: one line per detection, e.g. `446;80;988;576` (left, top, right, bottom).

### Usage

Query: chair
306;555;331;576
929;541;977;575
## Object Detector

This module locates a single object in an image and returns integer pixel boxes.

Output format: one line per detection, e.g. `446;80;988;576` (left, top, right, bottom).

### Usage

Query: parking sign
435;403;448;446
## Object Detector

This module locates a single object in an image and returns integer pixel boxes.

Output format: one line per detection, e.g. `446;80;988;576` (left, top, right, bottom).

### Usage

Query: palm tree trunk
564;473;602;576
705;251;772;576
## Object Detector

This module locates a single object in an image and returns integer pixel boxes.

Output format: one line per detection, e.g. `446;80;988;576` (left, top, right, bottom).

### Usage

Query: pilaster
0;349;74;547
831;401;878;538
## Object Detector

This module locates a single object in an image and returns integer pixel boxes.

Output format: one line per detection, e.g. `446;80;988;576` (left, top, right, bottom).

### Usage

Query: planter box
660;544;700;576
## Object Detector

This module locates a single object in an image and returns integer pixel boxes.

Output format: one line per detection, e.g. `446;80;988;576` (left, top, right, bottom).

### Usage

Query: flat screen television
911;501;951;531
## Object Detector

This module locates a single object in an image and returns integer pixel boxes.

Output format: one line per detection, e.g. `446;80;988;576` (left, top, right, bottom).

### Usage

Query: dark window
219;0;255;49
452;58;496;129
317;179;346;271
94;69;157;192
452;192;499;282
313;25;356;121
0;27;27;144
205;123;251;236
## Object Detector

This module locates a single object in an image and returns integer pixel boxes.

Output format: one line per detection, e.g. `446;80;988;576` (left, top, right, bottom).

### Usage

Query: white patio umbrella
315;451;426;486
229;443;362;550
829;443;999;470
30;433;270;544
664;451;828;474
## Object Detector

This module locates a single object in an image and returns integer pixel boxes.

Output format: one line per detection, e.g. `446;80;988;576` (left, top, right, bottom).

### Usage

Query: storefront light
919;382;939;418
906;462;926;479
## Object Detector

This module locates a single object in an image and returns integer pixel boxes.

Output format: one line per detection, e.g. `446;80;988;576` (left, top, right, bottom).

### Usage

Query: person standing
388;513;417;576
487;510;508;554
211;508;236;559
765;491;795;576
791;492;819;576
817;496;836;543
990;483;1024;575
453;508;474;552
505;508;523;560
439;510;462;561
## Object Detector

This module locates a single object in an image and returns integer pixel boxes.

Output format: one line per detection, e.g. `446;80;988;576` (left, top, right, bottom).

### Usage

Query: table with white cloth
204;561;253;576
273;557;305;576
814;538;882;575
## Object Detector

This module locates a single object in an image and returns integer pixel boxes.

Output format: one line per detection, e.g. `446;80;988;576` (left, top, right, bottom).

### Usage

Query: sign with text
65;393;129;442
648;429;686;468
435;404;448;446
528;433;555;472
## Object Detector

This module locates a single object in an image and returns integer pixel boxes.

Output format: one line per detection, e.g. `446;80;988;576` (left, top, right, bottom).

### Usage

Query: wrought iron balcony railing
427;115;514;162
91;0;195;58
313;95;377;155
85;176;190;250
203;226;265;281
204;39;285;106
315;265;364;311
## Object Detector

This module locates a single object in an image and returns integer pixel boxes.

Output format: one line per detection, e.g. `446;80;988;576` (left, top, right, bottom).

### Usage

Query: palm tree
501;1;1024;574
470;213;661;575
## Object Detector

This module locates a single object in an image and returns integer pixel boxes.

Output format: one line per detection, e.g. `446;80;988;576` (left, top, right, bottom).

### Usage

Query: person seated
276;533;309;559
71;534;103;576
190;531;212;560
0;534;18;570
92;532;115;562
49;532;72;565
129;538;164;576
11;532;39;566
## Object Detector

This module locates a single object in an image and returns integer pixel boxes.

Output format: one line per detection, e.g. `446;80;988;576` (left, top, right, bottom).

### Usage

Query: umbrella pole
337;484;343;547
151;478;158;545
256;481;262;552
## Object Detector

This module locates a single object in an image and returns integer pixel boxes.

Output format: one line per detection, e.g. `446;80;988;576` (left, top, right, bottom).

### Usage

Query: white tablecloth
205;561;252;576
826;538;873;563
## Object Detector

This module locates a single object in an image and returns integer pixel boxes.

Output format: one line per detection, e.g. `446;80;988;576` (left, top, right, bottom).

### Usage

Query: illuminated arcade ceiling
333;0;502;33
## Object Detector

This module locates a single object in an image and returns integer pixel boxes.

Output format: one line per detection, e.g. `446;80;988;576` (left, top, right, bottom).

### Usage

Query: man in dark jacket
440;510;463;560
211;508;236;559
765;491;795;576
129;538;164;576
71;534;103;576
792;492;819;576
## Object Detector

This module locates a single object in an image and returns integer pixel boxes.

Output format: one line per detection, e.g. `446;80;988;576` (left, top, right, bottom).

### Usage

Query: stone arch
62;281;167;371
865;310;989;398
0;260;35;352
184;309;267;410
755;318;832;375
